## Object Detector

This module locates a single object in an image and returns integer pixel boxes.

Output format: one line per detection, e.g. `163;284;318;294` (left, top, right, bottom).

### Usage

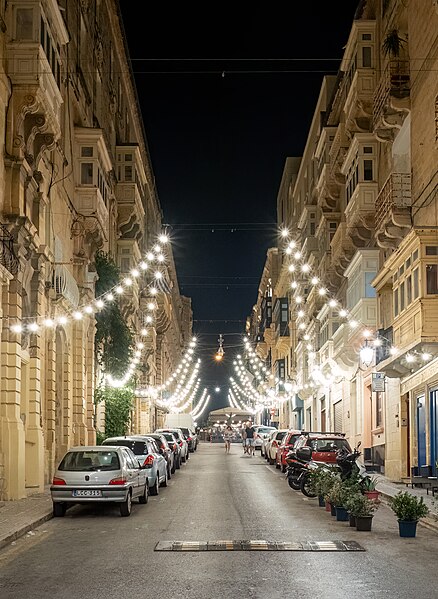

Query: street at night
1;444;438;599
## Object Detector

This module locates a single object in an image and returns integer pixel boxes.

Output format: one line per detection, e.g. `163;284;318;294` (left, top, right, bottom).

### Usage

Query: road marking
154;540;365;552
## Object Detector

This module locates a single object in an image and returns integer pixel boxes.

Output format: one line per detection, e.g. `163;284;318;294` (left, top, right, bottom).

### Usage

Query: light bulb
96;299;105;309
29;322;39;332
339;309;347;318
116;286;123;294
73;311;83;320
131;269;140;278
159;234;169;244
107;293;114;301
139;261;148;270
11;323;22;333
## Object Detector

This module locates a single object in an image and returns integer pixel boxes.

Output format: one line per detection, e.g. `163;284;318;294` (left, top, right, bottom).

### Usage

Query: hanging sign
372;373;386;392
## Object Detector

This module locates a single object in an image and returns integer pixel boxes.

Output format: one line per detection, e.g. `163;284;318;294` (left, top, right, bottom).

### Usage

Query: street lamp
360;341;374;368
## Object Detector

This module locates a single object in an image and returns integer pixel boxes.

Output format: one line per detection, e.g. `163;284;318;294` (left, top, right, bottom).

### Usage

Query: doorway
416;394;426;468
430;389;438;474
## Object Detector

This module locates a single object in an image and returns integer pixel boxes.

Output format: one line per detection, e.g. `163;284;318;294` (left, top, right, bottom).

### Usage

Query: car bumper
51;485;129;503
254;438;263;447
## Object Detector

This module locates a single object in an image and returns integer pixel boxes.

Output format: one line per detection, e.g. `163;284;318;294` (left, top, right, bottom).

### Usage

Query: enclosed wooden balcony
375;173;412;249
373;60;410;142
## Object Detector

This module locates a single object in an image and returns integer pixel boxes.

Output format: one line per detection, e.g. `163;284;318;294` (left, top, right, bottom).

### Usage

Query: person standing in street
244;421;255;456
223;425;233;454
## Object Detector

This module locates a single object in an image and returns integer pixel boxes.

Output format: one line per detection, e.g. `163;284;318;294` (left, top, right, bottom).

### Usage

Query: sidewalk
375;473;438;531
0;489;52;551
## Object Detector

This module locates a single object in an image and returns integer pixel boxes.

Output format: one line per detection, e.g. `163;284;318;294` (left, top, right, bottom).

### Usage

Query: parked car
266;429;288;465
101;436;167;495
276;429;302;472
155;428;189;463
158;431;182;469
142;433;175;477
51;445;149;517
292;432;351;464
253;425;277;450
179;427;198;452
261;430;277;458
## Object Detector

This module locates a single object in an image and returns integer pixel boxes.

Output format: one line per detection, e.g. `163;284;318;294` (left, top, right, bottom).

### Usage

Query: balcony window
365;272;376;297
81;147;93;157
81;163;93;185
394;289;399;317
413;268;419;298
17;8;34;40
426;265;438;295
363;159;373;181
362;46;372;68
393;248;423;316
426;246;438;256
40;15;61;88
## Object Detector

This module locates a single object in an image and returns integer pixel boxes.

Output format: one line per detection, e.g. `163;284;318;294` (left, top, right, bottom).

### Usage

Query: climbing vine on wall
95;385;134;438
94;250;133;378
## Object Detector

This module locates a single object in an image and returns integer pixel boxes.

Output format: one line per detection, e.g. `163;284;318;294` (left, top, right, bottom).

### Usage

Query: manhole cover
154;540;365;552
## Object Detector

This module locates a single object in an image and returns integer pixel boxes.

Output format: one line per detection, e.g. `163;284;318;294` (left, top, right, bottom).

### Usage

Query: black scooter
285;448;311;490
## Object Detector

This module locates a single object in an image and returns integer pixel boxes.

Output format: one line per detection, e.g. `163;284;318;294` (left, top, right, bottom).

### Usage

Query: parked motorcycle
285;448;311;490
298;443;368;498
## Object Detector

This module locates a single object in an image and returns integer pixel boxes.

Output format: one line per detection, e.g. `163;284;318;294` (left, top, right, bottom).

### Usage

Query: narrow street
0;444;437;599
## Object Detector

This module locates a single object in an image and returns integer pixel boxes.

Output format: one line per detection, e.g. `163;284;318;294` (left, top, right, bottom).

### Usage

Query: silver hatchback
51;445;149;517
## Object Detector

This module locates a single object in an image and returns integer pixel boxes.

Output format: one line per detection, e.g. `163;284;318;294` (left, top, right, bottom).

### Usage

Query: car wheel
269;456;275;465
53;503;66;517
171;462;176;474
275;462;281;469
176;457;181;470
150;477;159;496
167;465;172;480
139;483;148;504
120;491;132;517
161;470;168;488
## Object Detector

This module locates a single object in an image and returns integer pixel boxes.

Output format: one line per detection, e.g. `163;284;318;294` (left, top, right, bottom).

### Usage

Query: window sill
371;426;384;435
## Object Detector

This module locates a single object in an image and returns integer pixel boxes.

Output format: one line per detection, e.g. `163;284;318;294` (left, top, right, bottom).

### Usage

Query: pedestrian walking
241;425;247;453
223;425;233;454
244;421;256;456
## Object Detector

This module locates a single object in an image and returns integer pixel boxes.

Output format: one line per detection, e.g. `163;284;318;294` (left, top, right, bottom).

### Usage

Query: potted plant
362;476;380;501
326;477;349;519
389;491;429;537
348;493;379;531
310;468;335;507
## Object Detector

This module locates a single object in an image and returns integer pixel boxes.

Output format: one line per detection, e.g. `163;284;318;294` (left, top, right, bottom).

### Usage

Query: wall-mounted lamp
360;340;374;368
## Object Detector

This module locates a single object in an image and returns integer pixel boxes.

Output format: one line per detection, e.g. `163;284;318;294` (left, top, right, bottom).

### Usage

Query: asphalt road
1;443;438;599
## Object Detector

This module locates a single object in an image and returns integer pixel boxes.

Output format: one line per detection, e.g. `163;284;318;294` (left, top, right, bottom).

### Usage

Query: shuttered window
333;401;343;433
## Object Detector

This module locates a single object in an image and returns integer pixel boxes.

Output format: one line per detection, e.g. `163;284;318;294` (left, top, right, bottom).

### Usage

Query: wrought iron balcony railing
0;224;19;275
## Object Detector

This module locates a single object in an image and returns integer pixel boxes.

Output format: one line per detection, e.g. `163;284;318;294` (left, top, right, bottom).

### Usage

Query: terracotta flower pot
364;490;379;501
325;501;331;512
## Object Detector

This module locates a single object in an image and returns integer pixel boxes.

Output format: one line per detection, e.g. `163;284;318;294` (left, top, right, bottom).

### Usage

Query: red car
293;432;351;464
276;430;302;473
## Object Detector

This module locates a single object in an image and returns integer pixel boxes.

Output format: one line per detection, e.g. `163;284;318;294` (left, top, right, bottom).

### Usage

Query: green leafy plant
362;476;379;491
347;493;380;517
94;251;133;378
382;29;406;57
389;491;429;522
95;384;134;438
309;467;336;497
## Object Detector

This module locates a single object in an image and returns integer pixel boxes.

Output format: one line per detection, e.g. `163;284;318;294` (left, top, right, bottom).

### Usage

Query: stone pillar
0;280;25;499
72;320;87;446
44;331;56;482
86;320;96;445
25;261;46;493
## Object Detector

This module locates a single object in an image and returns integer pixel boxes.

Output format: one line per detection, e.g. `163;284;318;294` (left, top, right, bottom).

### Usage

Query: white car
261;429;276;458
51;445;149;517
253;426;277;450
266;429;289;465
155;428;189;463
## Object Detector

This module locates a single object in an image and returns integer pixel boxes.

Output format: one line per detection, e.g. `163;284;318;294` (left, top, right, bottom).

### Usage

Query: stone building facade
0;0;191;500
249;0;438;481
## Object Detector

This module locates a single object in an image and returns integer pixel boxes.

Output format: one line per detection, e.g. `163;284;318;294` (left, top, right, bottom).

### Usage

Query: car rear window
257;427;275;435
276;431;286;441
309;438;351;452
162;433;176;443
102;439;147;456
285;433;300;446
59;450;120;471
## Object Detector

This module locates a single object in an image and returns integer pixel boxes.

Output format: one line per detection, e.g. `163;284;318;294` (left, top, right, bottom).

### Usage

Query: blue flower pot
318;495;325;507
330;503;336;516
335;506;349;521
398;520;418;538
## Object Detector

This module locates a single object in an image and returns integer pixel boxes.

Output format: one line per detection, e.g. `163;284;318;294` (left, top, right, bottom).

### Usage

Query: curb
0;510;53;551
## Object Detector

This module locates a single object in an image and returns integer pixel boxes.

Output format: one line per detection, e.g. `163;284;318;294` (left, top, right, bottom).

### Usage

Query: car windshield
180;428;191;436
276;431;286;440
310;438;350;452
257;427;275;435
102;439;147;456
162;433;176;443
285;434;300;446
58;450;120;472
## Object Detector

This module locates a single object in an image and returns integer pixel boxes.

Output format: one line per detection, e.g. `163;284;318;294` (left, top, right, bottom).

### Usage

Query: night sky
119;1;357;412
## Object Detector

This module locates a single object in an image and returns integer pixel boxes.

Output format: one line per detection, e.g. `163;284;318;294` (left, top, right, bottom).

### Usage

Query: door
417;394;427;467
333;401;343;433
430;389;438;473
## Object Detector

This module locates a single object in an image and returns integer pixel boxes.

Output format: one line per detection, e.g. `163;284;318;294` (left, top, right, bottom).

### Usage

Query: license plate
72;489;102;497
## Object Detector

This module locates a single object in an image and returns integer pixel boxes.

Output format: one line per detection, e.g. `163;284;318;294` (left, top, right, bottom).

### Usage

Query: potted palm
389;491;429;537
348;493;379;531
362;476;380;501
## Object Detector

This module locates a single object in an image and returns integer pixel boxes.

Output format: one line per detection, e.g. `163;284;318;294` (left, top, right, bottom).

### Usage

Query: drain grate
154;540;365;552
